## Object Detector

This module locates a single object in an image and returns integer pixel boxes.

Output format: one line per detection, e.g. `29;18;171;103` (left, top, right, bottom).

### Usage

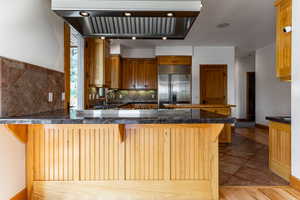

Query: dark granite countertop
0;109;235;124
266;116;291;124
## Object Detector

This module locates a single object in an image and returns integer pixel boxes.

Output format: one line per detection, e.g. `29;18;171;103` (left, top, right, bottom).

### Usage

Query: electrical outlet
48;92;53;102
119;94;123;99
61;92;65;101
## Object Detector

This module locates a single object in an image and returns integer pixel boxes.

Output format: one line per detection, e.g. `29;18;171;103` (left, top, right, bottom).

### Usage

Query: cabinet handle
283;26;292;33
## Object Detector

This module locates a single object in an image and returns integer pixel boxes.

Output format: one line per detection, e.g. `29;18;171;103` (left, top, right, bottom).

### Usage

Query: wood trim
255;123;269;130
64;23;71;111
10;188;27;200
291;176;300;192
5;125;28;143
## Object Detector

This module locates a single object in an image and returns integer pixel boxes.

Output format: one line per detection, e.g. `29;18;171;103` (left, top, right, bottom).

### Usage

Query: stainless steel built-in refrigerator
158;65;191;105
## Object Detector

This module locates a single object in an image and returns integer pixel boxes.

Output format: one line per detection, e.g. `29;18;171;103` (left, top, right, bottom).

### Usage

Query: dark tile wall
0;56;65;117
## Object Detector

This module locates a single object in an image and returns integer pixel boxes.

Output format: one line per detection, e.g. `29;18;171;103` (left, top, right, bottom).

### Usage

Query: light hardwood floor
220;186;300;200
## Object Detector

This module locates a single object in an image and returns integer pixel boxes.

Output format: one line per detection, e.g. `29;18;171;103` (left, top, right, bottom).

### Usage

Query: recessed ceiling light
162;37;167;40
79;11;89;17
167;13;174;17
100;36;106;40
124;12;132;17
132;36;136;40
217;23;230;28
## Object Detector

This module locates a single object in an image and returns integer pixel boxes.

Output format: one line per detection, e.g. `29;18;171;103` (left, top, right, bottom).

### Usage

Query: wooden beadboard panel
170;127;210;180
10;188;27;200
269;122;291;181
125;125;165;180
32;181;212;200
27;124;224;200
80;125;124;180
29;125;80;181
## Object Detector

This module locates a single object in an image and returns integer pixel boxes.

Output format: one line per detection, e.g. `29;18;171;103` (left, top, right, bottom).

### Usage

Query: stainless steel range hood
52;0;202;39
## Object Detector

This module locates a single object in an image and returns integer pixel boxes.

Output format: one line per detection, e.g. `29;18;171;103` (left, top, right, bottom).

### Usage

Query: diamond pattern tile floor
219;127;289;186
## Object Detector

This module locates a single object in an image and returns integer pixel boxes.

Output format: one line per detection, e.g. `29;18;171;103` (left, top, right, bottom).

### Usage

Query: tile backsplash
0;56;65;117
108;89;157;103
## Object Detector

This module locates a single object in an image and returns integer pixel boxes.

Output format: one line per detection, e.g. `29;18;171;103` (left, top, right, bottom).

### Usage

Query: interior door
200;65;227;104
247;72;256;121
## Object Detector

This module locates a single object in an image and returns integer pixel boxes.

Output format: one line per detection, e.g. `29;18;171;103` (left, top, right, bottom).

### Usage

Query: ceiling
112;0;276;57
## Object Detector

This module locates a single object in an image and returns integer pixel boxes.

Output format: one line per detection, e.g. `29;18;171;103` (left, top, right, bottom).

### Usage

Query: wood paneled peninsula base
7;123;226;200
2;109;234;200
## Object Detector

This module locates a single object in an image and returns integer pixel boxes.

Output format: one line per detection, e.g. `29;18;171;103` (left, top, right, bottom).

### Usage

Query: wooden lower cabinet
26;123;223;200
269;121;291;181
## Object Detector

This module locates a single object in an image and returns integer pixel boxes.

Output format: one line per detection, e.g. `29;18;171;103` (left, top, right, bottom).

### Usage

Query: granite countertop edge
0;109;236;125
266;116;291;124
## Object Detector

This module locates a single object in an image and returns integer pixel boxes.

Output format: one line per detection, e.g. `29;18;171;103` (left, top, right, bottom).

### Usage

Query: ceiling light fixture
167;13;174;17
162;37;167;40
79;11;89;17
132;36;136;40
124;12;132;17
100;36;106;40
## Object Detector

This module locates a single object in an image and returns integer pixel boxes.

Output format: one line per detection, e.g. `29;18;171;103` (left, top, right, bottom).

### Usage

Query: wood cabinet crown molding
157;56;192;65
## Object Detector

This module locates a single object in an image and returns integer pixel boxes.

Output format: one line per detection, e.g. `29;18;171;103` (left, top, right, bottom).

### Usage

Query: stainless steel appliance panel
158;74;171;103
171;74;191;103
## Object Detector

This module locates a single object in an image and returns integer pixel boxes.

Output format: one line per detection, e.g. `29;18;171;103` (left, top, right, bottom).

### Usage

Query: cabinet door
110;55;122;89
135;60;147;89
122;59;136;89
157;56;192;65
275;0;292;81
144;59;157;89
104;41;111;87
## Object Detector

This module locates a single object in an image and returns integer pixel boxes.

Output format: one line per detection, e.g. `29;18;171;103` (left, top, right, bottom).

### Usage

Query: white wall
292;0;300;179
122;48;155;58
235;54;255;119
0;0;64;72
155;46;193;56
0;126;26;200
192;47;236;116
0;0;64;198
255;43;291;125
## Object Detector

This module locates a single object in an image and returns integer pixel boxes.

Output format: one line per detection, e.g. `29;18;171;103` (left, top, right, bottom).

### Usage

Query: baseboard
291;176;300;192
10;188;27;200
255;123;269;130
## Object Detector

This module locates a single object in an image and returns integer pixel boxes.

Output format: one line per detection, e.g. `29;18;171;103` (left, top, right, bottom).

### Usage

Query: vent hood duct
52;0;202;39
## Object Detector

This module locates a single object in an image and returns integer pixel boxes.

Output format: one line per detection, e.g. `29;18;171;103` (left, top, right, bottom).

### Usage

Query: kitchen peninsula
1;108;234;200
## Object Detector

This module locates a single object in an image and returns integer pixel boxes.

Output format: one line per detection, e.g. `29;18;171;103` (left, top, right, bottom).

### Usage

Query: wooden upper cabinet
144;59;157;89
157;56;192;65
104;40;111;87
84;38;110;87
110;55;122;89
122;59;136;89
275;0;292;81
122;58;157;90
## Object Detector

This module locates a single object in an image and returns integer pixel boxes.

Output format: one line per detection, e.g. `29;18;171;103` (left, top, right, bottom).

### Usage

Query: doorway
70;28;84;110
200;65;227;104
246;72;255;121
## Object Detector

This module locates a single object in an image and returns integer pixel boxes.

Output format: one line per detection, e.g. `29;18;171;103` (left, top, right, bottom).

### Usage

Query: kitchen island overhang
1;109;235;200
